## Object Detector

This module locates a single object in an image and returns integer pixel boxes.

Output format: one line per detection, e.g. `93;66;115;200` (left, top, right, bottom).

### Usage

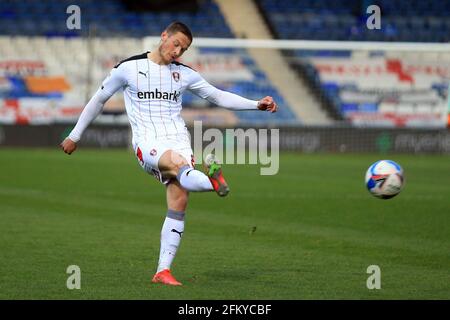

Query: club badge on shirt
172;72;180;82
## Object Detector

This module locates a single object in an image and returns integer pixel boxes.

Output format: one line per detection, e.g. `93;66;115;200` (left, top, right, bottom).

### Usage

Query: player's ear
161;31;169;41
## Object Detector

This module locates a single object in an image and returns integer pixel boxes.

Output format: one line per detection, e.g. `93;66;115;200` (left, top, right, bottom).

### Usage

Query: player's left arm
188;71;278;113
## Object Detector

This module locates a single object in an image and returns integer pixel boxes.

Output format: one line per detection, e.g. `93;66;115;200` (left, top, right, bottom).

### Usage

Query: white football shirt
68;52;259;144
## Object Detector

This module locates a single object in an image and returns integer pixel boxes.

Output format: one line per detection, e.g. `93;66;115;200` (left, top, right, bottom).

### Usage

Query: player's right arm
60;64;127;155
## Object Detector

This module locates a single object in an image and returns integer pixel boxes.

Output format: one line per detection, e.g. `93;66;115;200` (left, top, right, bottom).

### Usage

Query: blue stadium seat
0;0;234;38
259;0;450;43
341;103;358;114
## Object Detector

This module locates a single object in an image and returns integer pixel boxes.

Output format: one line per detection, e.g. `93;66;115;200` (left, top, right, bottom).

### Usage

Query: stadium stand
1;0;448;128
0;0;234;38
258;0;450;127
260;0;450;42
0;0;298;125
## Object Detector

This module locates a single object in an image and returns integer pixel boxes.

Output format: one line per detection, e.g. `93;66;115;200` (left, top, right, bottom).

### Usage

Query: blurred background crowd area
0;0;449;129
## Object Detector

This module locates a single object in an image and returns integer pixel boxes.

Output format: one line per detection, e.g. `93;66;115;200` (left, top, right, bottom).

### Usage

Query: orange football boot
152;269;182;286
204;154;229;197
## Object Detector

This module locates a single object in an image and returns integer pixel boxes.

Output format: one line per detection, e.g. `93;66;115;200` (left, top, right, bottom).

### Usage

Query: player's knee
159;150;189;177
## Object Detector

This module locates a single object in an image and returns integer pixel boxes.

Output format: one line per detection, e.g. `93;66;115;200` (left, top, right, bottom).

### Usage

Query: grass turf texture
0;148;449;299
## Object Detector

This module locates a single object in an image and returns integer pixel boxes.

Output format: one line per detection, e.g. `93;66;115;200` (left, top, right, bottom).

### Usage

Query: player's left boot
152;269;182;286
204;154;229;197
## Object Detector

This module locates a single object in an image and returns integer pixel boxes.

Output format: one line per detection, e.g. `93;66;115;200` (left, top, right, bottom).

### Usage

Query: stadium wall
1;124;449;154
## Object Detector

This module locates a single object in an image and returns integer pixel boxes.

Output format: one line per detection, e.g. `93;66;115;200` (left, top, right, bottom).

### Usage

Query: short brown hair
165;21;193;42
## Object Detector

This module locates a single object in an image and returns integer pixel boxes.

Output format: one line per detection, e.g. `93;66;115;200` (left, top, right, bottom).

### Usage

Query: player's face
159;31;191;64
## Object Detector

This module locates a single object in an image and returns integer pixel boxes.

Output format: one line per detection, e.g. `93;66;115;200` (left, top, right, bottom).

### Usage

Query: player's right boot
152;269;182;286
204;154;229;197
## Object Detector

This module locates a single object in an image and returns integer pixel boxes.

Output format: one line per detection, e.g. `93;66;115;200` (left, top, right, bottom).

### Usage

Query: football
365;160;404;199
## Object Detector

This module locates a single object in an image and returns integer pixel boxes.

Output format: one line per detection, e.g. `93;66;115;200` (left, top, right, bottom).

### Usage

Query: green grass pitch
0;148;449;299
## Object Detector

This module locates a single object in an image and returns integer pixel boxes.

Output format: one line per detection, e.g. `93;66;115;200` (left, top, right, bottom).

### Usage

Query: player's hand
257;96;278;113
60;138;77;155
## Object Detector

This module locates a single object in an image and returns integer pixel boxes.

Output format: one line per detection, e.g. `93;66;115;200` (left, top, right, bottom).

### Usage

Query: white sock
157;210;185;273
177;165;213;192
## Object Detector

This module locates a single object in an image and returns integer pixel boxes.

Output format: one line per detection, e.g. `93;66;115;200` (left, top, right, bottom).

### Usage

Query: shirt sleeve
68;66;127;142
187;70;259;110
100;64;128;96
